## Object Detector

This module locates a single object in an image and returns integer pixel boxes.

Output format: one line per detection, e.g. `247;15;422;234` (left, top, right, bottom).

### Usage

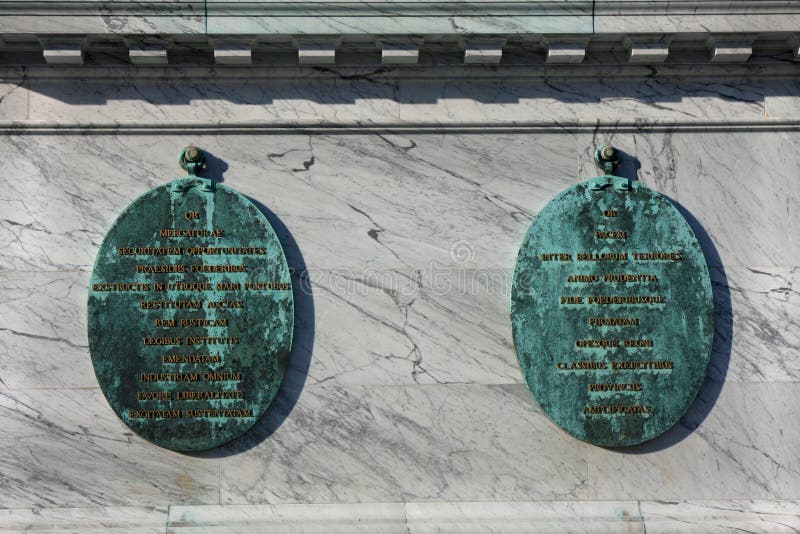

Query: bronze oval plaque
88;173;293;451
511;174;714;447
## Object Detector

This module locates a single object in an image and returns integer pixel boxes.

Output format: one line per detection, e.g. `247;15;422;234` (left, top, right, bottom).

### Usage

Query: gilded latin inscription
88;162;294;451
511;170;714;446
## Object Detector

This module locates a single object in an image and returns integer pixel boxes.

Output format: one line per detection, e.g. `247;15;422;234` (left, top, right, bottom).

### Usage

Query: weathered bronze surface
88;162;293;451
511;169;714;447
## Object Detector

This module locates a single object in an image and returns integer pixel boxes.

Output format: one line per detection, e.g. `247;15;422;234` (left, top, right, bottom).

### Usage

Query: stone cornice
1;1;798;66
1;0;800;35
2;1;798;17
1;35;798;67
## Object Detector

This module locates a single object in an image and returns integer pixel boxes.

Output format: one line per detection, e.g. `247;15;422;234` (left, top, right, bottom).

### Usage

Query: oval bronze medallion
511;169;714;447
88;152;293;451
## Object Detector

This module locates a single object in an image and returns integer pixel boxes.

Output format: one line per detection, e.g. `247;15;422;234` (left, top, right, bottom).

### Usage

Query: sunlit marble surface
0;66;798;531
2;0;799;36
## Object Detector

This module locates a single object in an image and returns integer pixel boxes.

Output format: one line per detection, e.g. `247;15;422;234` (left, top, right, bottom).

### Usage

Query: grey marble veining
0;132;577;272
0;506;167;533
3;74;771;127
2;499;797;532
3;0;799;40
5;129;797;273
167;501;645;533
213;387;795;504
765;78;800;120
0;388;219;508
164;499;800;533
0;10;204;35
1;266;795;393
577;130;800;267
640;500;800;534
2;131;798;387
587;383;800;500
168;503;407;533
0;271;94;390
217;383;589;504
0;81;26;120
404;500;644;534
0;0;591;37
709;266;800;383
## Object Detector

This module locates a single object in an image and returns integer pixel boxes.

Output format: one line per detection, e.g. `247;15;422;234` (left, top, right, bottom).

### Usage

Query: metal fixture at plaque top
179;145;206;176
592;145;629;192
594;145;619;175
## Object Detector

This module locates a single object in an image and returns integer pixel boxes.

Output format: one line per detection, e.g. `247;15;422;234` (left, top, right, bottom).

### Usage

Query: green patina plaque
88;148;293;451
511;151;714;447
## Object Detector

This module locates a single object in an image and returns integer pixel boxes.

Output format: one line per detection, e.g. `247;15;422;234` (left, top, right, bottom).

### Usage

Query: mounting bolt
593;145;620;176
184;146;200;162
179;146;206;176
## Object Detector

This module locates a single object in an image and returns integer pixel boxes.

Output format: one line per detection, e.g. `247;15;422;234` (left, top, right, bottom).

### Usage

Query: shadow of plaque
87;148;294;451
511;147;715;447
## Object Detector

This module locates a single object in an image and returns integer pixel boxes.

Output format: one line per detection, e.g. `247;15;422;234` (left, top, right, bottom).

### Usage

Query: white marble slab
640;500;800;533
2;500;797;532
168;503;406;533
709;266;800;383
405;500;643;533
587;383;800;500
0;506;167;533
11;74;769;127
3;0;798;38
0;7;204;35
0;132;157;271
217;384;589;504
765;79;800;119
594;1;800;33
0;388;219;507
10;128;796;273
0;80;27;120
0;132;575;272
0;271;94;390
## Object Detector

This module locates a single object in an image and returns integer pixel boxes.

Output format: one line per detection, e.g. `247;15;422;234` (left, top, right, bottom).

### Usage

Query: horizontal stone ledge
1;60;799;81
1;34;799;68
3;119;800;135
164;500;799;532
0;506;167;533
1;500;796;532
3;0;800;16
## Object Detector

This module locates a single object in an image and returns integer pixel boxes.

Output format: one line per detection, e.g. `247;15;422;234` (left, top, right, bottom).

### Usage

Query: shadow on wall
21;70;781;107
607;150;733;453
187;152;315;458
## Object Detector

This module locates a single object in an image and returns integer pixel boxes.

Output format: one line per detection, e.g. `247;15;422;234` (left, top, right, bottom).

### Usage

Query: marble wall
0;67;799;532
